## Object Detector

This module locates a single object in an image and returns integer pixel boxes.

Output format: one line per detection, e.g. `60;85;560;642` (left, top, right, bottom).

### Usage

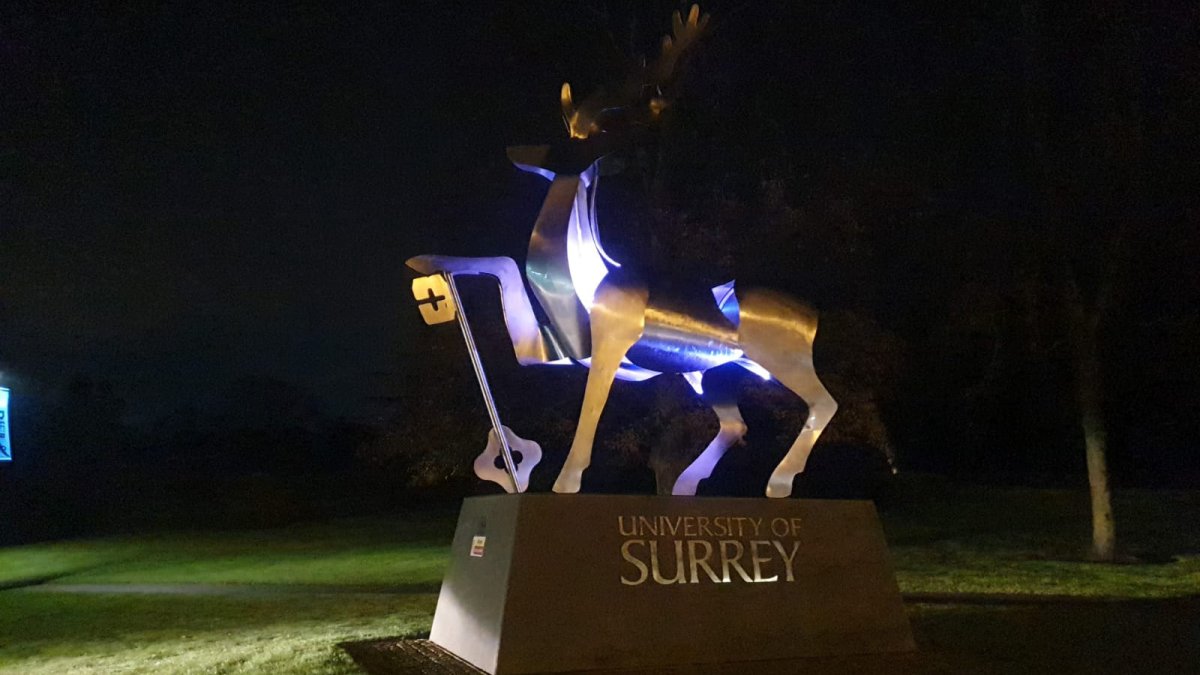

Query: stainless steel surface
408;4;839;497
407;255;562;365
737;287;838;498
445;274;523;493
625;282;741;374
672;402;747;496
474;425;542;494
711;279;740;326
553;274;648;494
525;175;593;360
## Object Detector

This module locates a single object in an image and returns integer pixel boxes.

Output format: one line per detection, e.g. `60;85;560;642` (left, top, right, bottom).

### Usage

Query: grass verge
0;591;435;675
0;511;455;589
882;478;1200;598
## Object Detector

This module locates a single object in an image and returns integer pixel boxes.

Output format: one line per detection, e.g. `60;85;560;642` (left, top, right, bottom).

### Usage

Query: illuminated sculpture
408;5;836;498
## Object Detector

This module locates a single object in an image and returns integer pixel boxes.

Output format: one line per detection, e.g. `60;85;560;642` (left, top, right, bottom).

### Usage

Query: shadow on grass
0;573;75;592
0;558;131;591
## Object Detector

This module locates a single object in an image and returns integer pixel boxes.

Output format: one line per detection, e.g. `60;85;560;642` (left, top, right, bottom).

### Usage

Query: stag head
560;4;710;140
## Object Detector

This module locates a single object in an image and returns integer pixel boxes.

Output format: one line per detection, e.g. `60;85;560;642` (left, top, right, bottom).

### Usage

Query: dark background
2;1;1197;542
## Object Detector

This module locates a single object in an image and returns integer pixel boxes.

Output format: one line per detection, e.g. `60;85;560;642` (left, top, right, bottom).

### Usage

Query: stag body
407;6;837;497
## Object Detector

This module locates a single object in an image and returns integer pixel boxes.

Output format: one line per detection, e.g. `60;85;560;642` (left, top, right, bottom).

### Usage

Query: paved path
11;581;1196;606
7;581;1196;673
343;600;1200;675
340;639;942;675
11;581;440;597
902;591;1200;605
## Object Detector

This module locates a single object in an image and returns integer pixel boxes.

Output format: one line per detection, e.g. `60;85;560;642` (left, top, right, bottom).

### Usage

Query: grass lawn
0;509;455;674
882;478;1200;598
0;481;1197;673
0;508;456;589
0;592;435;675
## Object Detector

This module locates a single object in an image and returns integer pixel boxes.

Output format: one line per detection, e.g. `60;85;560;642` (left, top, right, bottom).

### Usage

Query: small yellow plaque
411;274;456;325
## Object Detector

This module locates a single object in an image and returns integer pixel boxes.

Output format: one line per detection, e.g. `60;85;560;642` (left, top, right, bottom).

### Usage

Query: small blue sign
0;387;10;461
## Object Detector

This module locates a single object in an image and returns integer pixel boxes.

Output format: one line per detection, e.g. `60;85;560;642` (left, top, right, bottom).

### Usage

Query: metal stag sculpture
407;6;837;498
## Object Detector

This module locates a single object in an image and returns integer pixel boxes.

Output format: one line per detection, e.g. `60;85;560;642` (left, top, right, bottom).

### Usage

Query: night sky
4;3;540;418
3;0;1197;438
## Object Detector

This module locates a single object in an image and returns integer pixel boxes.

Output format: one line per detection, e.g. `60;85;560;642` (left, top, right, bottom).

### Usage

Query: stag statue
407;5;836;498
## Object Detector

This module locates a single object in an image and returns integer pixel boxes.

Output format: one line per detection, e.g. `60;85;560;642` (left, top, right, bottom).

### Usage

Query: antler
650;4;710;87
561;83;586;139
560;4;710;140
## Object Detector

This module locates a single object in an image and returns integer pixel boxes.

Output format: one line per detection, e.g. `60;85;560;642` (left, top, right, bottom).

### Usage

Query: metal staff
444;273;520;493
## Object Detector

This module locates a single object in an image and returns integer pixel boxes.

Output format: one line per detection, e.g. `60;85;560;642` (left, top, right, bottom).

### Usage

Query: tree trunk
1020;0;1145;562
1066;279;1116;561
649;456;684;496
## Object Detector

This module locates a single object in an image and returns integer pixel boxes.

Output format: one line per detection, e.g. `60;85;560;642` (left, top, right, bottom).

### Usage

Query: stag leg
673;402;747;496
673;370;748;496
737;288;838;498
553;275;648;493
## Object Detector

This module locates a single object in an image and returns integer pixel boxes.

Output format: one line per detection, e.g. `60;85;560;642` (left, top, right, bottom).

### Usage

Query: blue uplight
0;387;11;462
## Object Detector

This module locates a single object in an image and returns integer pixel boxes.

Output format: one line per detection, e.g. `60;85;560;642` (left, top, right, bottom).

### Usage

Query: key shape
474;425;543;494
410;271;541;492
412;274;456;325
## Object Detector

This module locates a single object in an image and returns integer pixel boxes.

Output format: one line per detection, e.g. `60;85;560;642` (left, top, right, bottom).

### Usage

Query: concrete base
430;494;915;674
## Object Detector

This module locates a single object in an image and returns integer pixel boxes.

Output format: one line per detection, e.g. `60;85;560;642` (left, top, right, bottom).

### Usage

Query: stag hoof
672;476;700;497
765;473;794;499
672;469;705;496
553;466;584;494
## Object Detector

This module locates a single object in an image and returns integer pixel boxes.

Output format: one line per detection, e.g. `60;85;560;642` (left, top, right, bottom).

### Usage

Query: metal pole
445;274;521;493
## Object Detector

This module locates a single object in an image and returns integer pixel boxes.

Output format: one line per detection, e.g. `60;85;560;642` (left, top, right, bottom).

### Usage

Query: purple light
736;358;772;380
566;172;613;310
